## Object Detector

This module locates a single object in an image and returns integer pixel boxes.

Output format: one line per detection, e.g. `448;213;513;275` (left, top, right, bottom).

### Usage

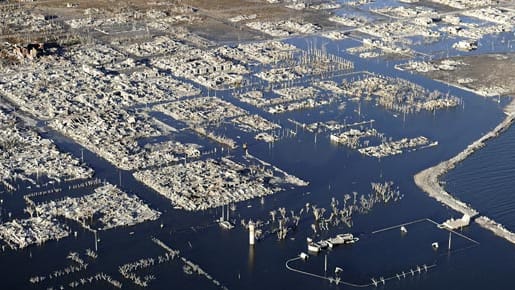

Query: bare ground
425;53;515;97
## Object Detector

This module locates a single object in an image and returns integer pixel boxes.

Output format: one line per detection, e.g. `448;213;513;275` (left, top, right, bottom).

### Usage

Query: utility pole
94;230;98;252
324;254;328;277
448;231;452;251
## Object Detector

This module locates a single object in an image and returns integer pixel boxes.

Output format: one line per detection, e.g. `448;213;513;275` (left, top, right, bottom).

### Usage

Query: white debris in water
35;184;161;230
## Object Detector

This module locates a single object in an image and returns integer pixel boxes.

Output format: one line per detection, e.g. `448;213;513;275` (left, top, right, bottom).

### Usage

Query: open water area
445;123;515;231
0;32;514;290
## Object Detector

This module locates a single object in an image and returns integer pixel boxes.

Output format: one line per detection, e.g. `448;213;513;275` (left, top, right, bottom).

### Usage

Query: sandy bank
415;98;515;244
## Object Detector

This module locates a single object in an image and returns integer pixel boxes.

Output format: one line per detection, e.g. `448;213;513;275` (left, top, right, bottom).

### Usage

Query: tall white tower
249;220;255;246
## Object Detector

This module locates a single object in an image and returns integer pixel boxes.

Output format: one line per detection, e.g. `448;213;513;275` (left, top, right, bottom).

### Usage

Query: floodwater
1;24;515;290
446;124;515;231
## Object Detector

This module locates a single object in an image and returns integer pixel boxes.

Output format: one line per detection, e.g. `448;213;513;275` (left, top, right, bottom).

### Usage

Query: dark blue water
445;124;515;230
1;23;515;290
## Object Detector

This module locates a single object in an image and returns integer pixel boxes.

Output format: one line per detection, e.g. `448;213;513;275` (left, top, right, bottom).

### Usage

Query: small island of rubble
134;156;308;211
0;183;161;250
0;105;93;191
34;184;161;231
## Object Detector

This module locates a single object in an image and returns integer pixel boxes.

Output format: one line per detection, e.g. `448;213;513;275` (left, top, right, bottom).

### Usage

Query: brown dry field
32;0;318;20
3;0;336;44
425;53;515;97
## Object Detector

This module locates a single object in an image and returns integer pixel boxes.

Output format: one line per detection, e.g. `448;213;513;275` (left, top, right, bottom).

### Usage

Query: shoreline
414;98;515;244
